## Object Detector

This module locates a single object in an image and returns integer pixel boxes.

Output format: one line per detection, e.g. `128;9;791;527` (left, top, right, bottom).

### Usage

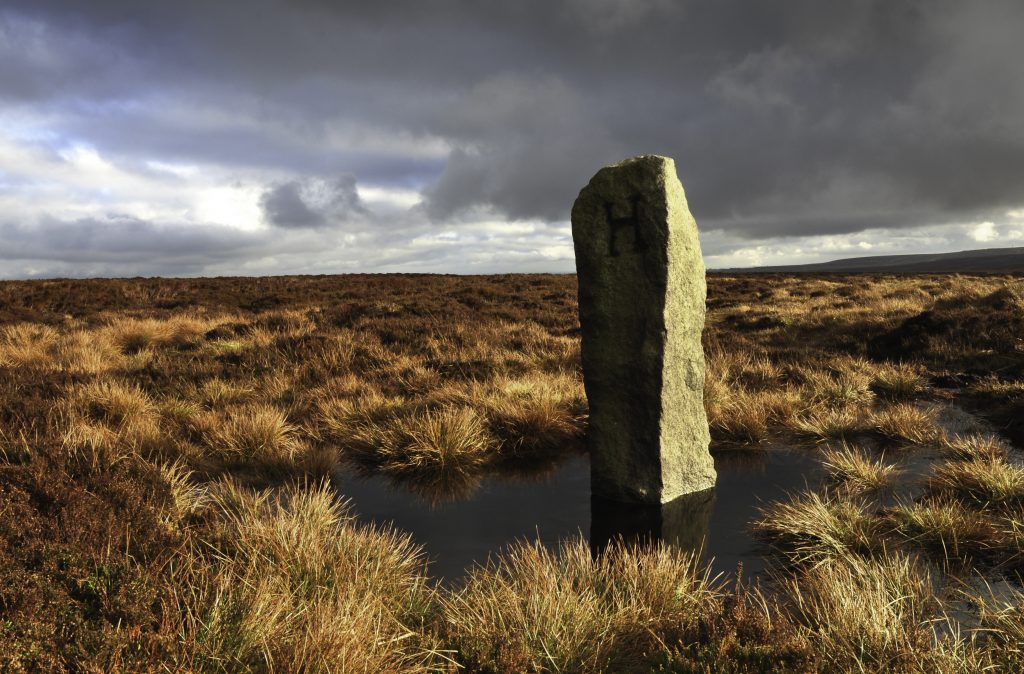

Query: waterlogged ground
336;447;824;580
334;399;998;583
2;273;1024;672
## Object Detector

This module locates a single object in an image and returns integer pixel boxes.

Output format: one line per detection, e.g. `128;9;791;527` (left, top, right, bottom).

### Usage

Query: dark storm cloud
0;215;263;263
261;182;323;228
260;175;369;229
0;214;268;277
2;0;1024;277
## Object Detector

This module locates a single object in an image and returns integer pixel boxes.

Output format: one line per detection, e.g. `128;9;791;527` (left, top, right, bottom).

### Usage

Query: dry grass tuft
942;433;1010;462
792;406;865;441
887;499;1000;563
975;583;1024;671
804;369;874;407
754;491;884;565
821;442;901;493
709;393;772;444
479;376;586;460
195;377;254;409
203;404;304;469
443;538;720;673
929;458;1024;507
872;402;942;446
157;461;209;527
872;362;929;400
779;553;944;672
385;406;493;500
0;322;59;367
104;317;175;354
167;480;445;672
59;379;166;464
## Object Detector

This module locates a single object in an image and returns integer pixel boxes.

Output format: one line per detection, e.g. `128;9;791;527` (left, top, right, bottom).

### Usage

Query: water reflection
374;450;580;507
335;447;823;581
335;454;592;580
590;488;715;557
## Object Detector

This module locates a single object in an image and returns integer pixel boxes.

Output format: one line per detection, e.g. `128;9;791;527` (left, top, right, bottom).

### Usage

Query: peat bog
337;447;821;581
2;272;1024;672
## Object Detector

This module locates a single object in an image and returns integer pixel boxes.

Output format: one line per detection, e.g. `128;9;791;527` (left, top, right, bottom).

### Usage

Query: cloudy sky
2;0;1023;278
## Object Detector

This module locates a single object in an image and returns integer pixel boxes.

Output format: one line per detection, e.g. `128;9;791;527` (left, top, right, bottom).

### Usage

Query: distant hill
718;247;1024;274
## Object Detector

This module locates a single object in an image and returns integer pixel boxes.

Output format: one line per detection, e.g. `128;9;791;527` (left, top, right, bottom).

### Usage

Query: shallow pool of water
334;448;823;581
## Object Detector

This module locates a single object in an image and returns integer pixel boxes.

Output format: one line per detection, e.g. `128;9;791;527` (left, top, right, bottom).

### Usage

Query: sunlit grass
871;362;929;400
821;442;901;493
0;322;59;368
941;433;1010;462
383;406;493;501
871;402;942;447
792;407;866;441
58;379;166;464
754;491;884;565
887;498;1002;566
166;480;445;672
3;273;1024;670
929;457;1024;507
203;404;304;469
778;553;946;672
444;538;720;673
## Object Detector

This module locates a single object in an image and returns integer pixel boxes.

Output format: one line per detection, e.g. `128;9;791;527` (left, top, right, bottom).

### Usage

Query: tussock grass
821;442;901;493
929;458;1024;507
736;355;783;389
887;499;1000;564
444;538;720;673
384;406;493;500
103;315;211;354
754;491;884;565
942;433;1010;462
56;329;123;373
59;379;166;463
872;362;929;400
1000;508;1024;562
477;375;586;460
195;377;254;409
804;369;874;407
792;406;865;441
203;404;304;469
321;373;585;498
710;396;772;443
0;322;59;367
779;553;946;672
872;402;942;447
167;480;445;672
157;461;209;527
969;375;1024;398
975;583;1024;671
705;376;801;444
319;390;410;434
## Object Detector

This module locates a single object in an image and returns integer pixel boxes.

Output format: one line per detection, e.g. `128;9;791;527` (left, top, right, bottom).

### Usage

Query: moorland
1;272;1023;672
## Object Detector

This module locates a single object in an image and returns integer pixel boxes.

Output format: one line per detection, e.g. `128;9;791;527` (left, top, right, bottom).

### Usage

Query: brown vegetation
1;272;1023;671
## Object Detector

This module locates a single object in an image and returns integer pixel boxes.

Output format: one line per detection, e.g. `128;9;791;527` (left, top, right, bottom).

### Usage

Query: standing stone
572;155;715;505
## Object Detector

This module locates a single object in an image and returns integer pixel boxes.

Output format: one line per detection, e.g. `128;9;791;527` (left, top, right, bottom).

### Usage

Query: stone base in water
572;155;716;504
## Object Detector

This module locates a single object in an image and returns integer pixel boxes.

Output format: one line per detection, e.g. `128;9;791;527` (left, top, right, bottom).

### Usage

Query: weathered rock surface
572;155;715;504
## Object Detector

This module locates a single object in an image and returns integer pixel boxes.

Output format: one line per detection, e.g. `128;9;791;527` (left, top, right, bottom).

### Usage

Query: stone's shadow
590;487;715;557
376;449;585;508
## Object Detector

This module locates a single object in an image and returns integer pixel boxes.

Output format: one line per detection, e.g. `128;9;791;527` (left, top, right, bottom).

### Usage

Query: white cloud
358;185;423;210
703;220;1023;270
970;221;998;242
193;185;264;230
